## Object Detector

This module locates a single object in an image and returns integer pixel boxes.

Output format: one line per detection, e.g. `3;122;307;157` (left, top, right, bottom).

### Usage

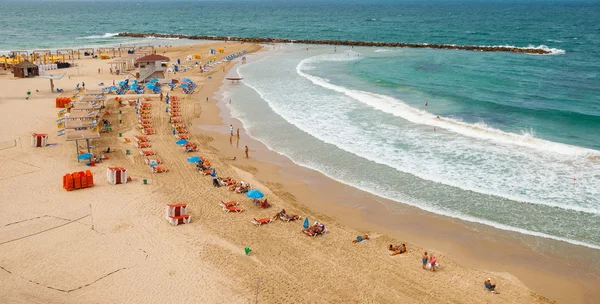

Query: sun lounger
222;205;244;213
279;214;301;222
138;123;152;129
138;119;152;124
136;142;151;148
171;118;182;123
135;135;150;142
140;109;151;114
145;158;162;165
142;128;156;135
152;166;169;173
139;150;155;156
169;112;181;117
303;222;327;237
202;169;212;175
219;201;239;208
251;217;272;226
175;134;189;139
139;114;152;119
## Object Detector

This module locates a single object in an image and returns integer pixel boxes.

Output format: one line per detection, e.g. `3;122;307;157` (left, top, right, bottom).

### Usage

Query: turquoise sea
2;1;599;249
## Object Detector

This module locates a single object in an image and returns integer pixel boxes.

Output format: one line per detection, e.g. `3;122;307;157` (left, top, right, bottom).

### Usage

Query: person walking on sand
422;252;428;269
245;145;249;158
82;82;85;89
229;124;233;136
236;128;240;139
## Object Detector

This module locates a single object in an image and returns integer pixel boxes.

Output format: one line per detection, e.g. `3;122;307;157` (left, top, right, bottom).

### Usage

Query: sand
0;42;591;303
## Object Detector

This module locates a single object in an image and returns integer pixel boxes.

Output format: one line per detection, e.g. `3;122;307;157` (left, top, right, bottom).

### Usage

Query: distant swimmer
436;115;440;119
425;102;428;106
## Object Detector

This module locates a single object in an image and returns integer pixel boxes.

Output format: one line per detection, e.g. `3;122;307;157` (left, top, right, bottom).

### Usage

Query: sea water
224;43;600;250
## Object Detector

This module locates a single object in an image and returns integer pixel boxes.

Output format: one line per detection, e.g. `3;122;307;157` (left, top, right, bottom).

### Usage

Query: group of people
195;158;211;172
212;176;235;188
388;243;407;255
302;222;326;235
230;181;250;193
421;251;438;271
275;209;301;221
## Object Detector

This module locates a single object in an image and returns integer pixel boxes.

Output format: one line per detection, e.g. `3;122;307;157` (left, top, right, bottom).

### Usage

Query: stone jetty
117;32;551;55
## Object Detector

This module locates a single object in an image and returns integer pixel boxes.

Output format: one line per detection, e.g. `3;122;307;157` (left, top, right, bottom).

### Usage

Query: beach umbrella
303;217;309;229
210;168;216;177
183;78;192;82
176;139;188;145
187;156;200;163
77;153;92;160
246;189;264;199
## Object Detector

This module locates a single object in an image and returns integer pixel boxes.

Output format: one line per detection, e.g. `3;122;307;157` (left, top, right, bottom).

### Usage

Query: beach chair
152;166;169;173
303;222;327;237
175;134;189;140
139;119;152;124
219;201;239;208
145;157;162;165
222;205;244;213
171;118;182;123
139;150;155;156
135;135;150;142
251;217;272;226
136;142;151;148
202;169;212;175
142;128;156;135
278;213;301;222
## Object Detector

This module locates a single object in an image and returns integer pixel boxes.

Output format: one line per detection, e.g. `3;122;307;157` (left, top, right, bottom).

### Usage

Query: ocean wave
297;55;597;158
547;39;564;43
494;44;565;55
229;67;600;250
78;32;120;39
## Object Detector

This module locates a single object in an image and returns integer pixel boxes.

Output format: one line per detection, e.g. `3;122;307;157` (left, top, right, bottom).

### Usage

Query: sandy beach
0;42;596;304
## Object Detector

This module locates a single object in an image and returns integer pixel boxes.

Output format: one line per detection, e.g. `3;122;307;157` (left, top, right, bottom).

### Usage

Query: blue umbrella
246;189;264;199
187;156;200;163
77;153;92;160
303;217;309;229
210;168;216;177
176;139;188;145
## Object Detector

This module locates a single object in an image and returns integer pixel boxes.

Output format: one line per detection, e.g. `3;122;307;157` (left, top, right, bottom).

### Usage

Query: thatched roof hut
13;60;39;78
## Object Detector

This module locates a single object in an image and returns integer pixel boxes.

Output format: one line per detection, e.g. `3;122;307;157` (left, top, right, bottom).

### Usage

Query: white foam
297;55;597;158
230;66;600;250
79;32;120;39
230;47;600;250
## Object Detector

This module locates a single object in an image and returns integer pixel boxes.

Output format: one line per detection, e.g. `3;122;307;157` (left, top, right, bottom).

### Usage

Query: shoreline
194;45;600;303
0;42;594;303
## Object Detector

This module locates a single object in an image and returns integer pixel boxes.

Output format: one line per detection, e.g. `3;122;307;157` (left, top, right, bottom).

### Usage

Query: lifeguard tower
136;54;170;83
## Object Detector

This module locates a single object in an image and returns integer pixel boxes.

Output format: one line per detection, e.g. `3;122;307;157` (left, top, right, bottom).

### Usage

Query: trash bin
143;179;147;185
118;132;122;137
126;149;130;155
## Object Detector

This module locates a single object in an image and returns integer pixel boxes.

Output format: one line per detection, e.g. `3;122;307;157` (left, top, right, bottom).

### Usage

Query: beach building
13;60;39;78
136;54;170;82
